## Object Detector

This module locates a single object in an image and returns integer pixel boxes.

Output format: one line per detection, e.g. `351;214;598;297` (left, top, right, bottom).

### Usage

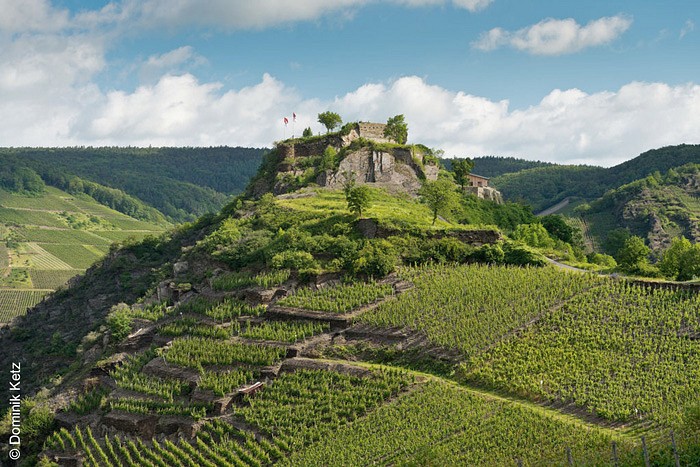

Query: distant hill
581;163;700;255
2;146;265;223
490;144;700;212
441;156;555;178
0;184;168;323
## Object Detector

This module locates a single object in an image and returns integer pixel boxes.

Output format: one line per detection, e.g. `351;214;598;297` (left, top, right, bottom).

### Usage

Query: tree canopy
419;179;458;225
452;158;475;190
318;112;343;133
384;115;408;144
346;185;372;217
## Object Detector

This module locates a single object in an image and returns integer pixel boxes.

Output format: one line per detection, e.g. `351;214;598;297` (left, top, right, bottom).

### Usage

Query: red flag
284;117;289;125
293;112;297;122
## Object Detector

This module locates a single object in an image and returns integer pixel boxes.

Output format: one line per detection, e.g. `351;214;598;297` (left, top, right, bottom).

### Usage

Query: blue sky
1;0;699;166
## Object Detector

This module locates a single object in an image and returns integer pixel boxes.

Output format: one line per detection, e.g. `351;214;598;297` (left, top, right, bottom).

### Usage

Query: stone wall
357;122;393;143
465;186;503;204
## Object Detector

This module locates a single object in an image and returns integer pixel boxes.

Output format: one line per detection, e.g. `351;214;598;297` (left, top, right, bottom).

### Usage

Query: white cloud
0;0;70;34
3;69;699;168
392;0;493;12
139;46;207;82
473;15;632;55
680;19;695;39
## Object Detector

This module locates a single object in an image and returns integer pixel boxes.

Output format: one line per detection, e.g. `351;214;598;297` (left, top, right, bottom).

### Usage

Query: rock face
465;186;503;204
318;147;436;194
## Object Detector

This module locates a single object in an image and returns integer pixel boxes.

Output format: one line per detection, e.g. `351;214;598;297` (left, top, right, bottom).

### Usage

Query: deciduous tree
318;112;342;133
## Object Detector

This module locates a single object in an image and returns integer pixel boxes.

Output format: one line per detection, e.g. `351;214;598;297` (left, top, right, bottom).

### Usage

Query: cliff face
318;147;438;194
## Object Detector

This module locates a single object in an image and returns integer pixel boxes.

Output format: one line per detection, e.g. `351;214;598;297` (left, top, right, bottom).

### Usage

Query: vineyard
38;243;103;269
360;264;604;356
29;269;81;289
0;289;47;322
213;269;291;291
285;381;643;466
463;281;700;425
277;281;394;313
26;260;700;465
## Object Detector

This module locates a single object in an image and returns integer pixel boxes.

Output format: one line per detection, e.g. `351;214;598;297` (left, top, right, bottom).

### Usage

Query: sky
1;1;699;166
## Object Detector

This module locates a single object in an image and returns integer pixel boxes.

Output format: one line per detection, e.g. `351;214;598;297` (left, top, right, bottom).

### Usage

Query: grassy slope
0;186;168;322
277;187;496;232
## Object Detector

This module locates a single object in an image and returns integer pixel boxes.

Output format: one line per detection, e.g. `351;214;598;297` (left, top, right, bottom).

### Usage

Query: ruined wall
357;122;393;143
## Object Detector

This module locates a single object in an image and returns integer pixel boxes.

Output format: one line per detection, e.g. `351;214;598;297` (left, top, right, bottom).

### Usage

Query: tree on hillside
346;185;372;217
452;158;475;190
302;127;313;138
659;237;700;281
540;214;582;247
318;112;342;133
617;236;650;271
419;179;458;225
384;115;408;144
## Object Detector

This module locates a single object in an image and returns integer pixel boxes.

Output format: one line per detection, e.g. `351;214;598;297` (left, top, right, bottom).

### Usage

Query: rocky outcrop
465;186;503;204
318;147;437;194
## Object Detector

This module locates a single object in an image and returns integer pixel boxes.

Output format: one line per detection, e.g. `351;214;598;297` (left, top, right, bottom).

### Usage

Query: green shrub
106;304;134;341
352;240;398;277
472;243;505;264
588;253;617;268
502;241;547;267
270;250;318;271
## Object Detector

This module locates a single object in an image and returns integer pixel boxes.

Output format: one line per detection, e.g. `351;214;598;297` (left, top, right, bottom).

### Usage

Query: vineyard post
670;430;680;467
641;436;650;467
611;441;619;467
566;446;573;466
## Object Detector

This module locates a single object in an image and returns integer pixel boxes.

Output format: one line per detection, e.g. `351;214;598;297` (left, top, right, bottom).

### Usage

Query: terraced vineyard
277;281;394;313
0;186;166;322
463;281;700;425
29;261;700;465
360;264;605;356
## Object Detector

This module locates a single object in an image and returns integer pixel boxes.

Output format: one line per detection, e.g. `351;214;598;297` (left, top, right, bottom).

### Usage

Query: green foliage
419;179;459;225
384;114;408;144
442;155;556;178
588;253;617;268
659;237;700;281
198;369;255;396
540;214;581;246
237;320;330;342
352;239;398;277
212;269;290;291
0;166;45;194
302;127;313;138
106;303;134;342
451;158;475;189
604;228;632;258
318;145;338;171
317;111;342;133
270;250;318;271
617;235;651;271
278;281;393;313
67;388;108;415
510;223;555;248
162;337;286;368
1;146;263;223
502;241;547;266
455;195;535;231
345;185;372;217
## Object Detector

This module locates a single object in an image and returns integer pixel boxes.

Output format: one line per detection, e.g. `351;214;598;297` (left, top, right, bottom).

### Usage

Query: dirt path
536;197;570;217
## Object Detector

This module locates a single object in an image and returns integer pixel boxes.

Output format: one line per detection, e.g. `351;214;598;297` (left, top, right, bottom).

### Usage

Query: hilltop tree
384;114;408;144
452;158;474;190
346;185;372;217
318;112;342;133
419;179;458;225
302;127;313;138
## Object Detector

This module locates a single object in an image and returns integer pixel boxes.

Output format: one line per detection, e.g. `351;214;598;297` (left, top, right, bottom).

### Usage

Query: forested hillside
490;144;700;212
443;156;556;178
1;147;265;222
